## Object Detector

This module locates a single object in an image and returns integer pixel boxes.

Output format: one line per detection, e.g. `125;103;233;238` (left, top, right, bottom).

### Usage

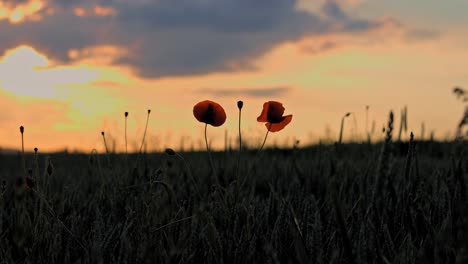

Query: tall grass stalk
332;186;355;264
101;131;111;168
338;113;351;145
165;148;202;200
421;122;425;141
397;106;407;142
373;111;394;203
133;109;151;172
365;105;369;143
32;188;89;256
243;123;272;182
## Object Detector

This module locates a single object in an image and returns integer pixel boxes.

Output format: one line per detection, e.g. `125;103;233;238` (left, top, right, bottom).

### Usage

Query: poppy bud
165;148;176;156
20;126;24;134
125;112;128;117
148;109;151;114
34;147;38;153
101;131;105;136
237;101;243;110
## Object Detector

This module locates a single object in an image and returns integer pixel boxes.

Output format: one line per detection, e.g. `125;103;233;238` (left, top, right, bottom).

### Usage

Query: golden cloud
0;0;45;24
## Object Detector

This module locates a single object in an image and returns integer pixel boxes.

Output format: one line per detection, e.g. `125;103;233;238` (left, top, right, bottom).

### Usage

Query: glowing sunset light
73;7;86;17
0;0;466;152
93;5;117;17
0;0;44;24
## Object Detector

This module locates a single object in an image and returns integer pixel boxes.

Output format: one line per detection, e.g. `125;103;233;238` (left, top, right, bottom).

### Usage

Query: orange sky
0;0;467;153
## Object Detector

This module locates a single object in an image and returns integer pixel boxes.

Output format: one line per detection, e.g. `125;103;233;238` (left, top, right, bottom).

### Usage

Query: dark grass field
0;138;467;263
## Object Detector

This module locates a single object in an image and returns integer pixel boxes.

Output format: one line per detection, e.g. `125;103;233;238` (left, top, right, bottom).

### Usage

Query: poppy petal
257;102;270;122
266;115;292;132
210;103;227;127
266;101;285;123
193;100;226;127
193;100;211;123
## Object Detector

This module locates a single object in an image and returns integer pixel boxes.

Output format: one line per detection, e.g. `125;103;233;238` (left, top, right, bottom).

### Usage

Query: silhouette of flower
257;101;292;132
193;100;226;127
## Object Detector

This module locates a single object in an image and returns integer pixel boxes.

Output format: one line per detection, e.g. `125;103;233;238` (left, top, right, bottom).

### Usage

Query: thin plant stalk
235;104;242;203
204;123;217;178
124;112;129;171
421;122;425;141
32;188;89;256
125;112;128;155
139;110;151;154
258;123;272;154
134;109;151;171
34;147;39;190
101;131;111;168
244;123;272;180
167;149;202;200
20;126;26;174
365;106;369;136
338;112;351;145
398;106;407;142
366;106;370;143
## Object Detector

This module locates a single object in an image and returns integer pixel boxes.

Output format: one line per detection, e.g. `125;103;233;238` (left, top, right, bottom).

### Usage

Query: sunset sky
1;0;467;153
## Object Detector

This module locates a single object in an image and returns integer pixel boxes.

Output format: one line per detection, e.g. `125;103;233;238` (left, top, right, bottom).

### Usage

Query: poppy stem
235;107;242;203
20;126;26;175
243;123;272;185
204;123;217;179
125;112;128;161
258;123;272;153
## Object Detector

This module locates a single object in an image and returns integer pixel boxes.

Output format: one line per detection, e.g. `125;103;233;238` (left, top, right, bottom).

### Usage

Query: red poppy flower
257;101;292;132
193;100;227;127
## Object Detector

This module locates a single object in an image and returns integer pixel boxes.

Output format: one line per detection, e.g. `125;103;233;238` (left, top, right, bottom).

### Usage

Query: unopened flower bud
237;101;244;110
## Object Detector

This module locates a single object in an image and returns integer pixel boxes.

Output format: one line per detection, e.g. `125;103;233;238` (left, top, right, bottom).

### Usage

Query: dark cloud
203;87;290;98
0;0;390;78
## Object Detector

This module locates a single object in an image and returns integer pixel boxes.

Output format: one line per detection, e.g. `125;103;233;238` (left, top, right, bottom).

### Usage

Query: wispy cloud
202;86;290;98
